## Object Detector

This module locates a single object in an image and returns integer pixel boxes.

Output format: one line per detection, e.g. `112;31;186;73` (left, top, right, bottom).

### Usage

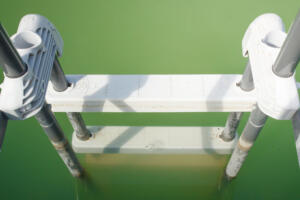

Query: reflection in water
75;154;236;200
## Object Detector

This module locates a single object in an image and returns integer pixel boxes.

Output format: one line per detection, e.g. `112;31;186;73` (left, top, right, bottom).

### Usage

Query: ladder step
72;126;238;154
47;74;256;112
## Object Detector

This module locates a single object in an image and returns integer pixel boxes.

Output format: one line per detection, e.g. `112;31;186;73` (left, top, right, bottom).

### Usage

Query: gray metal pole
0;112;8;151
50;57;91;140
35;103;84;177
225;106;267;179
238;62;254;91
50;57;70;92
226;10;300;179
0;23;83;177
0;23;27;78
220;62;253;142
220;112;243;141
272;10;300;77
66;112;91;140
292;109;300;166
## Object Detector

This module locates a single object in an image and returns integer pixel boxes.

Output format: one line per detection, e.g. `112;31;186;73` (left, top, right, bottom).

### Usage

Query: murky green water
76;154;234;200
0;0;300;199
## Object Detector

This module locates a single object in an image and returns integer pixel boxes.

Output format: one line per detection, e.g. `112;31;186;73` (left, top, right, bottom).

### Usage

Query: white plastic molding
0;14;63;120
242;13;299;120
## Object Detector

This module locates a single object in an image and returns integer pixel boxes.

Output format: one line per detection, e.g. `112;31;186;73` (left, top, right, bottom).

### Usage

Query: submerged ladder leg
35;103;84;177
225;10;300;179
224;61;268;179
225;106;267;179
51;57;91;140
220;62;253;141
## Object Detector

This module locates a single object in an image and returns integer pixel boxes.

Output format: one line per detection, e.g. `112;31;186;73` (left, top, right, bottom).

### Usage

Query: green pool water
76;154;231;200
0;0;300;199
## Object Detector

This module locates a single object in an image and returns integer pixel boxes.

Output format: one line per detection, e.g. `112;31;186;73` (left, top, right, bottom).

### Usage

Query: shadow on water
75;170;103;199
215;167;237;200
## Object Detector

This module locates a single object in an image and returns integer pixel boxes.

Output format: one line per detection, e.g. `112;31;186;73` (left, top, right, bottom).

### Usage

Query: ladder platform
46;74;256;112
72;126;238;154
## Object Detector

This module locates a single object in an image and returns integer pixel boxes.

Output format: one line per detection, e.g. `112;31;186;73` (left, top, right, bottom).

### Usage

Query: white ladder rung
72;126;238;154
46;74;256;112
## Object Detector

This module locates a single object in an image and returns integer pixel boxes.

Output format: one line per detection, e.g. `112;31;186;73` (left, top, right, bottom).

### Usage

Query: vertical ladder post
292;109;300;166
0;24;84;177
0;111;8;151
220;62;253;142
272;11;300;78
0;23;27;77
220;112;242;141
238;62;254;91
66;112;91;140
225;106;267;179
35;104;84;177
226;10;300;179
0;23;22;150
50;57;91;140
